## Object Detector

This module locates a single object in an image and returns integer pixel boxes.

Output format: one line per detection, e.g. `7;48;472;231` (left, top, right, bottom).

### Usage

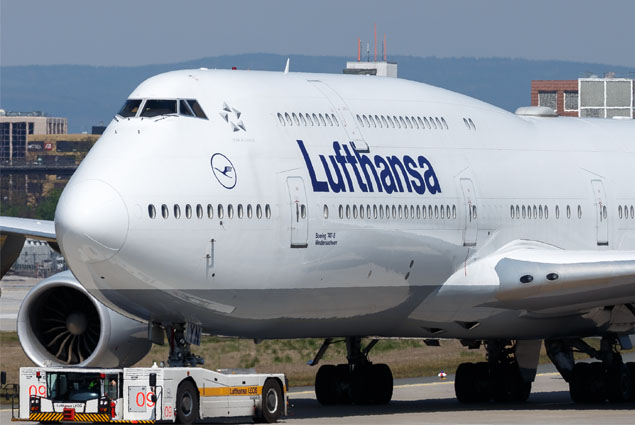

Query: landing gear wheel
570;362;607;403
258;379;283;423
455;362;490;403
371;364;393;404
627;363;635;402
492;364;531;402
607;362;632;403
176;380;199;424
315;365;338;405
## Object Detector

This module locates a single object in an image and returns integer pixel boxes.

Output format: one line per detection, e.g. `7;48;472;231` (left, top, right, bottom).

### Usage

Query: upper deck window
141;100;177;117
118;99;142;117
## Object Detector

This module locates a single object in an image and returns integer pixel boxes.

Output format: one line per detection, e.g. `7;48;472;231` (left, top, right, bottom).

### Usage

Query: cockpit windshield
140;99;177;117
118;99;142;117
117;98;207;119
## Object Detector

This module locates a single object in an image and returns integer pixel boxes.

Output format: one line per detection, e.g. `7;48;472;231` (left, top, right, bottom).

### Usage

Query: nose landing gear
313;337;393;405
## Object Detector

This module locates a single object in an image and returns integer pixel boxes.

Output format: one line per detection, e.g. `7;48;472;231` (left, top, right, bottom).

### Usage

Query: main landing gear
164;323;205;367
313;337;393;405
455;340;539;403
546;336;635;403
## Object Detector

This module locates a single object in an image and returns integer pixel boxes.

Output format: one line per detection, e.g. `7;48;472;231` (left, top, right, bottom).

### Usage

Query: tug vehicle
13;365;286;423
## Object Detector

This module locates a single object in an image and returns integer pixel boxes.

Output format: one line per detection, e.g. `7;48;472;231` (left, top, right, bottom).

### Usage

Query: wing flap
0;216;56;278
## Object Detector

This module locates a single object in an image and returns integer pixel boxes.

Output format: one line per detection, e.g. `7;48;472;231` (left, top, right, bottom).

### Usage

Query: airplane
1;68;635;411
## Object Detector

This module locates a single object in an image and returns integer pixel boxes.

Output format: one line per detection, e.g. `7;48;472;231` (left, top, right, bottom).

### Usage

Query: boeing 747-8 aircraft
2;69;635;410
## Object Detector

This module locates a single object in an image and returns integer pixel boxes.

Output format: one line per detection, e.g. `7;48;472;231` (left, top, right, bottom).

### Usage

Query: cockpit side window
179;100;194;117
118;99;143;117
186;99;208;119
140;100;177;117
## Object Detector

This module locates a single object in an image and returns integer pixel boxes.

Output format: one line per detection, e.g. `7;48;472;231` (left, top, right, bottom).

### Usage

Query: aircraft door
287;176;309;248
460;178;478;246
591;179;609;246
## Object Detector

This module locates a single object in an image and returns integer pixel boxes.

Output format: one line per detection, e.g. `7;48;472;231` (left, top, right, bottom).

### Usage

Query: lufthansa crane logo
211;153;237;189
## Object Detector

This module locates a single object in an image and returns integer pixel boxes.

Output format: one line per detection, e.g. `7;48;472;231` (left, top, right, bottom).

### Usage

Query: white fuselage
54;70;635;341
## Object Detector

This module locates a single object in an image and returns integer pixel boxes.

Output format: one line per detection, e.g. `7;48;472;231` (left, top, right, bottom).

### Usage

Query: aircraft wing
464;241;635;314
0;216;57;278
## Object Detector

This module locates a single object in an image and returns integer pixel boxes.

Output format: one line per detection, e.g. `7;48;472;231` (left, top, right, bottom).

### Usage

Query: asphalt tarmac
2;366;634;424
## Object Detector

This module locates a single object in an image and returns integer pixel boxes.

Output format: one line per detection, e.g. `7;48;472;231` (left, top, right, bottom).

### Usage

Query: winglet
284;58;290;74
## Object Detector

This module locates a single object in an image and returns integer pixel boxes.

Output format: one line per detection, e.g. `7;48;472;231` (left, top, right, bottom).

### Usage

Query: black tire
627;362;635;402
491;364;530;403
570;362;590;403
176;380;199;424
455;362;481;403
587;362;608;403
607;362;632;403
372;364;393;404
315;365;337;405
258;379;283;423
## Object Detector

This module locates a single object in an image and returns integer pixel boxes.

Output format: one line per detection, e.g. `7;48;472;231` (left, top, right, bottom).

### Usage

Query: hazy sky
2;0;634;67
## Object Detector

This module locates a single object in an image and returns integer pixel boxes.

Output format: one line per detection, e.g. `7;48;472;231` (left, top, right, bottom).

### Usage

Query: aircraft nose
55;179;129;263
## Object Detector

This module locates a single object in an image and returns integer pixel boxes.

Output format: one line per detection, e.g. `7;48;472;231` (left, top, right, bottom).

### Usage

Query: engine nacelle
17;271;151;367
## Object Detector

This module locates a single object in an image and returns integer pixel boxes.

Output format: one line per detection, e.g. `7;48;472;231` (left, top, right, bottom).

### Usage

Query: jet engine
17;271;151;367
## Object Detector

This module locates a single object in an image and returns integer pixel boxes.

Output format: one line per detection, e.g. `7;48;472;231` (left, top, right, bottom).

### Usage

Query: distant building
0;111;68;162
91;125;107;135
531;77;634;118
343;60;398;77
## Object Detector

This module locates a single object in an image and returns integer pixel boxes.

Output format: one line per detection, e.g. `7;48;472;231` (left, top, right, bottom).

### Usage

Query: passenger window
292;113;299;126
522;206;526;218
346;205;351;219
353;205;358;219
141;99;177;117
446;205;451;218
323;205;329;219
285;113;292;125
515;205;520;218
237;204;243;219
299;113;307;126
359;204;365;219
392;205;397;218
332;114;339;127
417;117;424;128
369;115;377;128
325;114;333;126
118;99;143;117
630;205;634;218
306;113;314;126
556;205;560;219
399;116;406;128
256;204;262;219
357;114;363;126
277;113;285;126
428;205;433;218
319;114;326;126
174;204;181;219
185;204;192;219
533;205;537;219
411;205;415;218
228;204;234;219
381;115;388;127
367;205;371;218
179;100;194;116
301;204;307;219
566;205;571;219
161;204;169;219
539;205;543;219
464;118;470;129
440;205;444;219
379;205;384;219
247;204;253;219
403;205;407;219
510;205;515;219
452;205;457;219
265;204;271;219
148;204;156;219
411;116;419;129
313;113;320;126
441;117;448;129
207;204;214;219
375;115;382;128
603;205;607;219
468;118;476;130
416;205;421;219
578;205;582;219
363;115;370;127
186;100;208;119
434;205;439;218
619;206;623;219
339;205;344;219
435;117;442;129
218;205;224;219
373;205;378;219
423;117;431;129
387;116;395;128
430;117;437;129
405;116;412;128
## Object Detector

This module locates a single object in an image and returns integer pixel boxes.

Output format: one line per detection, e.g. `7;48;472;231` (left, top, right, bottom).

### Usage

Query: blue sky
2;0;634;67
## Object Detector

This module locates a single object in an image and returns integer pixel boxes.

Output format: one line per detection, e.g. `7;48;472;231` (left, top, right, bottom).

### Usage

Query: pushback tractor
12;366;287;423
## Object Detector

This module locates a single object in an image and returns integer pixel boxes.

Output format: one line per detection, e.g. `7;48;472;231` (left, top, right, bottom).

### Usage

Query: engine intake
18;271;151;367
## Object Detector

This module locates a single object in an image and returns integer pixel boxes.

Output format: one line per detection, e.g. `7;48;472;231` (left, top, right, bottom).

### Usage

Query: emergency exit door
591;180;609;246
287;177;308;248
460;178;478;246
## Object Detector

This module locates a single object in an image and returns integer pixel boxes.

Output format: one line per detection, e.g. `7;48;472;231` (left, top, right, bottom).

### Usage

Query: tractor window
47;372;102;402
